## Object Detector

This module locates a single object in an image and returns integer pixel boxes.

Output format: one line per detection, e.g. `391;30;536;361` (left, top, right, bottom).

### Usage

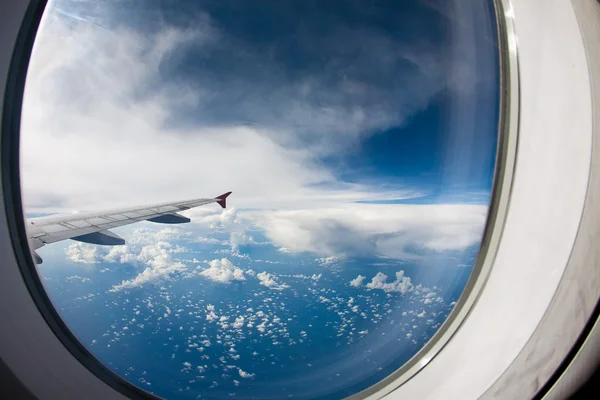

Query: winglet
215;192;232;209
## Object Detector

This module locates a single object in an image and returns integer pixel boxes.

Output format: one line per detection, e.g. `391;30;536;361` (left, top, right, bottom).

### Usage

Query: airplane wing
26;192;232;263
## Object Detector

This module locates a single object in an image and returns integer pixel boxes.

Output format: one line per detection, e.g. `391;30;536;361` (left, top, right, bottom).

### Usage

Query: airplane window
19;0;503;398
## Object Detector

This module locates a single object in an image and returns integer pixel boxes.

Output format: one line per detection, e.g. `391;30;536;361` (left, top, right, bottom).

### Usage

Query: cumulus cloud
316;256;340;267
109;260;187;292
65;243;102;264
256;272;290;291
65;228;186;265
365;271;414;294
238;368;255;379
127;228;184;246
232;316;245;329
62;227;202;291
198;258;245;284
349;275;366;288
102;245;138;264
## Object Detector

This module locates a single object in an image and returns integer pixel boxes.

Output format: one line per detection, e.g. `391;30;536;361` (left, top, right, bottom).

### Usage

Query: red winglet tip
215;191;232;208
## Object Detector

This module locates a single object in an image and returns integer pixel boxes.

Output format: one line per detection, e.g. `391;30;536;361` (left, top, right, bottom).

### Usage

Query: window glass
21;0;500;398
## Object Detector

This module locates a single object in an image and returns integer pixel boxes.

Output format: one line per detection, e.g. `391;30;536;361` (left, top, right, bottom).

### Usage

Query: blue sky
160;0;499;197
20;0;502;282
23;0;499;210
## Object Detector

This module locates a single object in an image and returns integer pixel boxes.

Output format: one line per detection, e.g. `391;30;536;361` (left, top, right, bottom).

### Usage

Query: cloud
232;316;245;329
19;10;431;215
197;258;245;284
18;0;490;217
238;368;255;379
316;256;340;267
280;273;322;281
365;271;414;294
109;260;187;292
126;228;184;246
66;275;91;283
250;203;487;259
17;16;325;213
206;311;218;322
64;228;192;291
349;275;366;288
65;228;189;272
256;272;290;291
199;207;262;254
65;243;102;264
102;245;138;264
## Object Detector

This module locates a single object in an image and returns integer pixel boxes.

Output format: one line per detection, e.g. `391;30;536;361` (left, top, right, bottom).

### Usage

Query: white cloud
281;273;322;281
63;228;212;291
127;228;183;246
108;239;189;292
316;256;339;266
65;243;101;264
256;272;290;291
109;261;187;292
65;228;186;266
349;275;366;288
249;204;487;259
232;316;245;329
198;258;245;284
66;275;91;283
103;245;138;264
206;311;218;322
19;7;455;218
20;15;418;215
365;270;414;294
238;368;255;379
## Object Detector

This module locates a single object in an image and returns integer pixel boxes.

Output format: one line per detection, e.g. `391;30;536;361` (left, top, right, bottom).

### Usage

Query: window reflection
21;0;500;398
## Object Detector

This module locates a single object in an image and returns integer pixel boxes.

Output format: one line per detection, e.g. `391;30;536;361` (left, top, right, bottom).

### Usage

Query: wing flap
72;230;125;246
147;213;191;224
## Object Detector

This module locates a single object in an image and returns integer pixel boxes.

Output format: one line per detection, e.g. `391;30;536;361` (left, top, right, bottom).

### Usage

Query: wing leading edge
26;192;232;263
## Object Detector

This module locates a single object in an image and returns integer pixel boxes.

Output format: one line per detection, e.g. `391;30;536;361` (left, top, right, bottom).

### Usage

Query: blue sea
36;229;476;400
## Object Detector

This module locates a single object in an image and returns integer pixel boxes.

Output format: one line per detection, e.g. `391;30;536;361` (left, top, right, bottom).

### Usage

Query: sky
20;0;500;397
19;0;499;264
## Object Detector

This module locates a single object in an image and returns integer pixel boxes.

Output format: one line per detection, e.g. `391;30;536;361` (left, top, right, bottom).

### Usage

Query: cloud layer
20;3;484;212
246;203;487;259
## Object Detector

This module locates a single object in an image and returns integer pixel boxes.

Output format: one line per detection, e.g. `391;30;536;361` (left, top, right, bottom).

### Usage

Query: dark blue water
36;237;476;400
